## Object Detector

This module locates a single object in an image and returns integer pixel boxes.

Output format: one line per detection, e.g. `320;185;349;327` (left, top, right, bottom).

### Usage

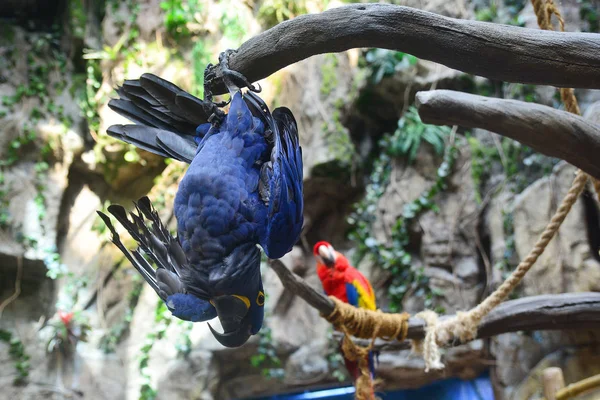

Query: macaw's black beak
208;295;251;348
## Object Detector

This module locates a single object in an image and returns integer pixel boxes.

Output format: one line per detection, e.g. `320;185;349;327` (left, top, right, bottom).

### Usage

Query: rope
435;171;588;343
412;311;444;372
532;0;600;200
553;373;600;400
324;296;409;340
324;297;409;400
340;327;376;400
413;0;599;368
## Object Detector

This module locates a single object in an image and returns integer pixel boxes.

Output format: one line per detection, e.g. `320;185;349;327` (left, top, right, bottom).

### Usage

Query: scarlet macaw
313;241;377;384
97;56;304;348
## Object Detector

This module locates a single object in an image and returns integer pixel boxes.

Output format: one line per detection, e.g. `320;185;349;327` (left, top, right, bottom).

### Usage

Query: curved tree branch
415;90;600;180
269;260;600;351
205;3;600;94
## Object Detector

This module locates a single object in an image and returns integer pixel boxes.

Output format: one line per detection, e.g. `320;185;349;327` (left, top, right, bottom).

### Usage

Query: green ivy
320;54;339;97
468;135;500;203
99;277;144;353
468;133;559;202
250;324;284;379
192;40;214;99
504;83;538;103
174;320;194;357
320;103;356;168
0;330;30;385
363;49;417;84
580;0;599;32
1;30;69;169
257;0;307;28
474;0;526;26
160;0;202;40
325;329;347;382
219;0;247;46
387;107;447;163
0;29;71;251
46;311;91;353
139;300;173;400
348;131;457;311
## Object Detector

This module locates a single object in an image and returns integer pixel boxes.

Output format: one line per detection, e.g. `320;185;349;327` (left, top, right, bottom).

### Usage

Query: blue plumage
167;293;218;322
99;74;303;348
344;283;360;307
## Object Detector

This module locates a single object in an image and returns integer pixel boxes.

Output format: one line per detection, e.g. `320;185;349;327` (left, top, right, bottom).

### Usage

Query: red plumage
313;241;377;387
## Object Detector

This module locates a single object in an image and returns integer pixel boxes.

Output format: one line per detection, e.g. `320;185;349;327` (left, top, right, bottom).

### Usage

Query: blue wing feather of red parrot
345;283;360;307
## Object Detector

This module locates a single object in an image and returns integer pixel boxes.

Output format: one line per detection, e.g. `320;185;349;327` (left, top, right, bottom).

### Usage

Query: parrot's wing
344;283;360;307
257;106;304;259
97;197;212;302
346;279;377;311
107;73;213;162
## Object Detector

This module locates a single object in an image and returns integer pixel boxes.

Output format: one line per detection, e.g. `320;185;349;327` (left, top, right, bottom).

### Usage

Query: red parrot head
313;241;337;267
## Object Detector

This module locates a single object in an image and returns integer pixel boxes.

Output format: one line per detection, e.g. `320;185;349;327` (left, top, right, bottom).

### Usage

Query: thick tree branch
415;90;600;180
205;3;600;94
269;260;600;352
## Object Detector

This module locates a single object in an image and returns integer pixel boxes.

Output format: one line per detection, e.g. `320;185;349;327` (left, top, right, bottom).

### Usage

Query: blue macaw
97;64;303;347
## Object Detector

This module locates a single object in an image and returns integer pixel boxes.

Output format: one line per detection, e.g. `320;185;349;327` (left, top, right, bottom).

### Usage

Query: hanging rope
411;0;600;370
412;311;444;372
324;296;409;399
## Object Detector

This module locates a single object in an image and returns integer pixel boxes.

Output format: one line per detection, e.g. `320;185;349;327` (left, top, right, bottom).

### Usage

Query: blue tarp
246;371;494;400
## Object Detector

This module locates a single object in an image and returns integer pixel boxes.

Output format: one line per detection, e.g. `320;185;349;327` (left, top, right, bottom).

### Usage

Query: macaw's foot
202;49;261;126
201;100;227;126
217;49;261;95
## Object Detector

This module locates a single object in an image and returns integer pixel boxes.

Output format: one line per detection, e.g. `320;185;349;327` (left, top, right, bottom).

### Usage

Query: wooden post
543;367;566;400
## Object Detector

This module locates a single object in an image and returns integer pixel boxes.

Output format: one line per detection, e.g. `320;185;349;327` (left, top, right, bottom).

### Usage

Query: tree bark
415;90;600;180
205;3;600;94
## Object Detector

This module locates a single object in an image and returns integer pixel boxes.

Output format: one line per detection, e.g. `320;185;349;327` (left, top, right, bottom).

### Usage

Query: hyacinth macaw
97;61;303;347
314;241;377;384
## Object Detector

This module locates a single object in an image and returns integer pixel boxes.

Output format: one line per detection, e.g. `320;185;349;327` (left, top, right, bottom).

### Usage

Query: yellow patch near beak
210;295;250;309
232;295;251;309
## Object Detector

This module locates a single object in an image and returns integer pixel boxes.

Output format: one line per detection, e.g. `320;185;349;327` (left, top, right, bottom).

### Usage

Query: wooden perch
205;3;600;94
269;259;600;351
415;90;600;180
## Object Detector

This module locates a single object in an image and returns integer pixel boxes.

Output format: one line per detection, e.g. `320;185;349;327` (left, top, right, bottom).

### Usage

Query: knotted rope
411;311;444;372
324;296;409;399
411;0;600;371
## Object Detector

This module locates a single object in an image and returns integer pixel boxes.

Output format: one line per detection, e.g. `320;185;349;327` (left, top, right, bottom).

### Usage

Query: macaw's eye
256;291;265;306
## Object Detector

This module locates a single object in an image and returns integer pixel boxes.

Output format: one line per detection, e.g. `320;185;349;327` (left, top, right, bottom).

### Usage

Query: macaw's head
207;282;265;348
313;241;337;268
166;284;265;348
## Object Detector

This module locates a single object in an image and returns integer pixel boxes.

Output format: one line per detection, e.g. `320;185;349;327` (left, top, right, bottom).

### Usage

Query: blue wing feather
167;293;217;322
345;283;359;307
259;107;304;258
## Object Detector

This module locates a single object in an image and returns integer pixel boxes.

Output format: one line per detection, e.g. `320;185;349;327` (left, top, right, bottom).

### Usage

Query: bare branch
269;260;600;351
205;3;600;94
269;259;335;315
415;90;600;180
